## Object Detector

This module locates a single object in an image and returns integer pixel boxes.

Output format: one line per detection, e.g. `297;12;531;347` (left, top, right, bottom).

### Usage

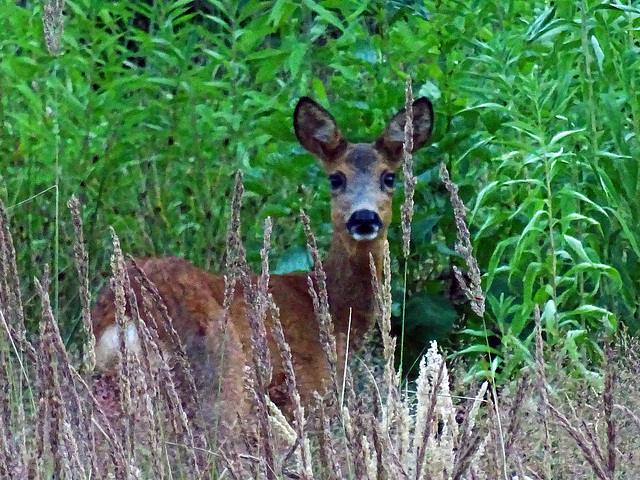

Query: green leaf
287;42;307;78
459;328;491;338
512;208;547;268
269;0;288;26
485;237;517;292
563;213;601;230
274;246;312;274
451;344;501;358
549;128;586;146
517;261;542;334
566;262;623;289
603;207;640;258
590;35;604;71
561;305;615;322
312;78;328;101
563;234;592;263
301;0;344;31
560;189;607;216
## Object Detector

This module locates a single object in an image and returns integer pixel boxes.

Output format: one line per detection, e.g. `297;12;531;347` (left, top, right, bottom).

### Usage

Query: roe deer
92;96;434;423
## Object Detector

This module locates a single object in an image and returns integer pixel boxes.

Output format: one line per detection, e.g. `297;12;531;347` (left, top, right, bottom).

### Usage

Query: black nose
346;210;383;239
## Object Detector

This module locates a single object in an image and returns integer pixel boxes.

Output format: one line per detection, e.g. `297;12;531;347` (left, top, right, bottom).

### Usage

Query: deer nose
346;210;383;241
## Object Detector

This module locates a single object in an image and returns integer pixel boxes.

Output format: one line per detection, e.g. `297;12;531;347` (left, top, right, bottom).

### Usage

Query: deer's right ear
294;97;347;162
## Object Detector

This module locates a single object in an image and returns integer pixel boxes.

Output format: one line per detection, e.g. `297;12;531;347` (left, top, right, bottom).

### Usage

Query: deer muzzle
346;209;383;241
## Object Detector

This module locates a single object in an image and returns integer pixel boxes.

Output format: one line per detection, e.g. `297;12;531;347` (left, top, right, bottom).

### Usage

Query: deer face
294;96;434;245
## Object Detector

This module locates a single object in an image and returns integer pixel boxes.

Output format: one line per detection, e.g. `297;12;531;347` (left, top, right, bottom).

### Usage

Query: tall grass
2;166;640;478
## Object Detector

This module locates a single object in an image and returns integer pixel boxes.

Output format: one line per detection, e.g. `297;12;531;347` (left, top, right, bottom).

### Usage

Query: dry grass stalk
268;397;296;449
459;381;488;449
225;171;251;284
220;172;248;380
315;391;343;480
128;258;208;476
113;232;205;477
396;388;413;471
450;381;489;479
502;373;530;461
362;433;376;480
512;448;530;480
452;432;485;480
580;415;606;468
218;444;249;480
614;403;640;430
123;290;163;477
0;405;18;478
137;290;204;477
341;406;366;479
216;172;246;442
42;0;65;56
129;256;198;404
0;200;34;362
0;298;32;475
67;195;95;373
603;342;616;477
242;373;273;478
369;414;389;479
439;163;485;318
533;305;552;480
401;76;418;258
250;218;274;388
0;203;36;478
301;210;340;412
0;229;7;320
109;228;134;470
72;367;128;478
413;341;448;479
0;325;14;466
547;401;609;480
35;265;96;476
370;241;396;367
135;290;173;478
242;217;277;480
118;271;160;476
34;271;86;479
369;242;409;470
440;163;506;478
0;338;29;478
468;430;489;480
535;306;616;480
380;241;395;359
268;300;313;479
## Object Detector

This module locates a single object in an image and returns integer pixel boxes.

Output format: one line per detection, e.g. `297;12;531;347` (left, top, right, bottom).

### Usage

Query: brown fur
92;96;434;427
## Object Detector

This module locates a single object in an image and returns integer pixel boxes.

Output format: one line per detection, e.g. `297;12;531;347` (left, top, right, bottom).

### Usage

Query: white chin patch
352;230;380;241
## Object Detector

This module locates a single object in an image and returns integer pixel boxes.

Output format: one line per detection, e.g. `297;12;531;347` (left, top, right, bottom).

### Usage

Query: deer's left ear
375;97;434;164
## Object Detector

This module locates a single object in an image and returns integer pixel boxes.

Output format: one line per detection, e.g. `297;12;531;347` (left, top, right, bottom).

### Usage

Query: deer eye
329;172;346;192
381;172;395;190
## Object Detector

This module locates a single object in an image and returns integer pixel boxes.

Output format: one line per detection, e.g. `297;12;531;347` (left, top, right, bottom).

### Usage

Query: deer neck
323;233;384;342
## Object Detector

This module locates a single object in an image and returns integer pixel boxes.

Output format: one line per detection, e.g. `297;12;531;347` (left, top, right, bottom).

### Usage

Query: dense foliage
1;0;638;379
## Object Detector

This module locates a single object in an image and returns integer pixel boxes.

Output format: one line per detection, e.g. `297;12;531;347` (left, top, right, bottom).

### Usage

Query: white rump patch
95;322;141;369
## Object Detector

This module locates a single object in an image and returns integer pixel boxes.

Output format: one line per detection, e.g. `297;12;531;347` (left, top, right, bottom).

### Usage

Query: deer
91;95;434;425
